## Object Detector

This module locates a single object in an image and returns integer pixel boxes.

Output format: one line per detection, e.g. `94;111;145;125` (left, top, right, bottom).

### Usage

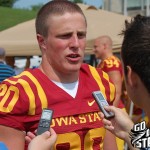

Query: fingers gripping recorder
37;109;53;135
92;91;115;119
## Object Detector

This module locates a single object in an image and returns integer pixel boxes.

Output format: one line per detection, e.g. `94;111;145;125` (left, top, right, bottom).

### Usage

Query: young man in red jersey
93;35;124;108
0;1;117;150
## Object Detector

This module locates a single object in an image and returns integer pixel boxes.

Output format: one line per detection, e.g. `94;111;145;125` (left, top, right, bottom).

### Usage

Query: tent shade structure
0;3;131;56
0;19;39;56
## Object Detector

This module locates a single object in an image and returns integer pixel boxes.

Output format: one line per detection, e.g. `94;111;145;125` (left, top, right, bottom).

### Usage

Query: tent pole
141;0;144;11
101;0;104;9
146;0;150;16
123;0;127;16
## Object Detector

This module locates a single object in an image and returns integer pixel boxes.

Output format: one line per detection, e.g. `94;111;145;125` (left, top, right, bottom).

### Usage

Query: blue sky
13;0;102;9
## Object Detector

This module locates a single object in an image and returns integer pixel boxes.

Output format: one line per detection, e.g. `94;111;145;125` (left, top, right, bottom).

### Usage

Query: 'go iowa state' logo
130;121;150;148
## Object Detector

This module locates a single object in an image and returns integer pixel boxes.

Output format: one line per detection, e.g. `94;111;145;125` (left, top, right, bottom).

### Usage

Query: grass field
0;7;37;31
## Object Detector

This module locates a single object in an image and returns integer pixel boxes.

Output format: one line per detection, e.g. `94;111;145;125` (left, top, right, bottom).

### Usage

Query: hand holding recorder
92;91;115;119
26;109;57;150
37;109;53;135
27;128;57;150
99;105;134;141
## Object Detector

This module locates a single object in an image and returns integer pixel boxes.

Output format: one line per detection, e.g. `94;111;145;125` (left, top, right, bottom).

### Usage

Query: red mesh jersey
0;63;115;150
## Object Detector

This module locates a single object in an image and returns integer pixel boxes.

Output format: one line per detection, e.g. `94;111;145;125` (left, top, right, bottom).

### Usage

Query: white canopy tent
0;3;131;56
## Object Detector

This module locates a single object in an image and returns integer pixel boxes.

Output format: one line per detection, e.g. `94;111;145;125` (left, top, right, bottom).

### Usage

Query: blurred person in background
93;35;124;108
0;47;16;82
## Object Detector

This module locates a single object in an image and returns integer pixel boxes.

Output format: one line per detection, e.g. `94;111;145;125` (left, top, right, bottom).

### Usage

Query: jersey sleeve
0;78;30;131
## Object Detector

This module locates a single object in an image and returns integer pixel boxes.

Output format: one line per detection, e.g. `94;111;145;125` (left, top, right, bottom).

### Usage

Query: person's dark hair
121;14;150;92
35;0;87;38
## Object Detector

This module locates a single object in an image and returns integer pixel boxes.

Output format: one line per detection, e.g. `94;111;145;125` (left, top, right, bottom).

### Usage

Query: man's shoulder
80;64;115;103
80;63;105;77
81;63;101;71
2;68;40;85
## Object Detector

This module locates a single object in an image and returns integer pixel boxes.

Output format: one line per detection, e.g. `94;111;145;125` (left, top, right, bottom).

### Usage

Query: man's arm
103;130;118;150
99;106;138;150
107;70;122;107
0;125;25;150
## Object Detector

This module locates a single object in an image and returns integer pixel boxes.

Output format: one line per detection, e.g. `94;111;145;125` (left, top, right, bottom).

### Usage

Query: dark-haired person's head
121;15;150;95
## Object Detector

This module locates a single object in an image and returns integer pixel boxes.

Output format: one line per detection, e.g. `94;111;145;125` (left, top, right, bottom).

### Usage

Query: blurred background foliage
0;0;85;31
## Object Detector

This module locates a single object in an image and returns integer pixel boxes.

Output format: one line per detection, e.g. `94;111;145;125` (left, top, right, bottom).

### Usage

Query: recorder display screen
41;111;52;120
97;93;105;101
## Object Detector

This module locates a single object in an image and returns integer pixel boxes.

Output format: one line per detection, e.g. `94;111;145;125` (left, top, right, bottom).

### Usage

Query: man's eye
77;33;86;39
57;34;72;39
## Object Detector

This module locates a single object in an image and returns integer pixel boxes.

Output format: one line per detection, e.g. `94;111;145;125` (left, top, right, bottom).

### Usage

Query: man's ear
126;66;137;87
37;34;46;50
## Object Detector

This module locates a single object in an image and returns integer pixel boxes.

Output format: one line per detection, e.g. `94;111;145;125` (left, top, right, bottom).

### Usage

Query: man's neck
101;53;113;61
39;65;79;83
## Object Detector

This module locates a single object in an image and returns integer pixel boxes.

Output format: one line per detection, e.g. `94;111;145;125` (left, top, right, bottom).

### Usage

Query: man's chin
67;64;81;72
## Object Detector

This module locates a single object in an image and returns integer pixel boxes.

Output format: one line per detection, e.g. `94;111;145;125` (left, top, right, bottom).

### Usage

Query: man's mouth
68;54;80;58
66;54;81;62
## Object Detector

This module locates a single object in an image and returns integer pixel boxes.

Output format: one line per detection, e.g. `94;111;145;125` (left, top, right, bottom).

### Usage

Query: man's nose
69;35;80;48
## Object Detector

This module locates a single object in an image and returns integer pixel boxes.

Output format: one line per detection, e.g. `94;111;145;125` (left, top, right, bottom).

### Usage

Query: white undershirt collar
51;80;79;98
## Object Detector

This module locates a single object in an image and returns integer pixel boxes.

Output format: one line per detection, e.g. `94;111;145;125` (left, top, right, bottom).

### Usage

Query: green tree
70;0;84;4
0;0;18;7
31;3;43;11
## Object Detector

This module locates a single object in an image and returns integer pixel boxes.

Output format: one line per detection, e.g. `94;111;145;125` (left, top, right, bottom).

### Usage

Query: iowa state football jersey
0;63;115;150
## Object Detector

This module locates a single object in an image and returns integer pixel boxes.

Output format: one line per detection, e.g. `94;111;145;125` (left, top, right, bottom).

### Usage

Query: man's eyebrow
56;30;86;36
77;30;87;33
55;32;72;37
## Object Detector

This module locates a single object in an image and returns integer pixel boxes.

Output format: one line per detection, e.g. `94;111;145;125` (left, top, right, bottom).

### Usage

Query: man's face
122;61;141;107
93;39;104;59
43;12;87;74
